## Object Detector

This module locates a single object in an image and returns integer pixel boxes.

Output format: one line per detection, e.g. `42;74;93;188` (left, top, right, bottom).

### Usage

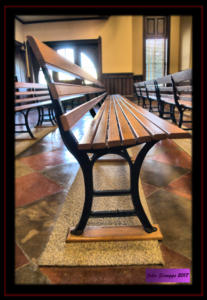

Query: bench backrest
27;36;106;131
154;69;192;102
15;82;51;104
26;35;107;162
134;69;192;105
171;69;192;98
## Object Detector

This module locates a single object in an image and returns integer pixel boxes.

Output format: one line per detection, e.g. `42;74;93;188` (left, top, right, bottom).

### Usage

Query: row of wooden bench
134;69;192;130
15;82;95;138
15;82;56;138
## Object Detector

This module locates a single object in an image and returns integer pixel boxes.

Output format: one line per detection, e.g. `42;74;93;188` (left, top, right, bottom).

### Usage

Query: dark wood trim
15;40;25;49
167;16;170;75
143;17;146;81
15;16;109;25
44;39;100;49
101;73;133;76
15;16;24;24
101;73;134;96
98;36;102;80
133;75;144;82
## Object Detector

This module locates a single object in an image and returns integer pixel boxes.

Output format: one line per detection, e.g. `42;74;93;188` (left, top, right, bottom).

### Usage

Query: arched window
38;48;75;83
38;68;52;84
80;52;98;84
38;46;99;84
57;48;75;80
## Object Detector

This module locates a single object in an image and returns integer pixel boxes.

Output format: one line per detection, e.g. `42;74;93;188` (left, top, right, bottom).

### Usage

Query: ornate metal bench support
131;141;158;233
70;141;158;235
15;109;35;139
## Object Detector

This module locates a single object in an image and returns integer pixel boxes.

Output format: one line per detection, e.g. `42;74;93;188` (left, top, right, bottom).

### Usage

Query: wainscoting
101;73;134;97
101;73;144;97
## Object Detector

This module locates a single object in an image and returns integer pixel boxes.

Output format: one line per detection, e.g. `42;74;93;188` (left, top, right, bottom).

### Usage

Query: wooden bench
27;35;191;237
171;69;192;129
15;82;56;138
134;80;159;112
134;81;148;109
154;70;192;129
134;70;192;129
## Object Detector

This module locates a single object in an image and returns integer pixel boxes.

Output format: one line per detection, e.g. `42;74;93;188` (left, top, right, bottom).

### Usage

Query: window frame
44;38;102;82
143;16;170;80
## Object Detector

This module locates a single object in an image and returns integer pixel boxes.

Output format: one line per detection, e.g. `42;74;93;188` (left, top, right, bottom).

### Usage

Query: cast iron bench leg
170;104;177;124
131;141;158;233
70;161;93;236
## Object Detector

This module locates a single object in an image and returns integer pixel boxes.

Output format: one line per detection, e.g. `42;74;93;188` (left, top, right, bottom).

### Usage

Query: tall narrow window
144;16;169;80
145;38;168;80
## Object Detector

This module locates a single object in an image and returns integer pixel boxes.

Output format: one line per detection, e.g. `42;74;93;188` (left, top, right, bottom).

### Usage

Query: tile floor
14;99;192;287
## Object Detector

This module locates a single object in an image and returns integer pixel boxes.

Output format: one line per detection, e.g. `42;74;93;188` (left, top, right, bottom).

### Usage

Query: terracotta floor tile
15;172;63;207
18;150;76;171
15;244;29;269
42;163;79;189
166;172;192;200
40;265;156;285
141;159;189;187
39;245;192;285
15;190;68;259
146;189;192;260
15;160;35;178
149;139;192;169
160;244;192;269
17;128;65;158
142;182;159;197
15;263;51;284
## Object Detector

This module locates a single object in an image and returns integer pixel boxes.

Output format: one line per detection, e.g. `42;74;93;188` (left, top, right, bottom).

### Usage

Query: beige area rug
15;126;57;157
38;160;164;266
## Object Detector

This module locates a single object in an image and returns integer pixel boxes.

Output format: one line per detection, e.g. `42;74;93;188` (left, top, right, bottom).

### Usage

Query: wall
179;16;192;70
100;16;132;73
132;16;143;75
18;16;133;74
169;16;180;74
15;19;24;43
15;15;192;77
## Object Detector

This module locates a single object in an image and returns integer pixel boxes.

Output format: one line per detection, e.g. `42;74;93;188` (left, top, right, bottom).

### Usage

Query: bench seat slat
118;96;167;140
160;97;175;104
121;96;190;139
78;100;107;150
148;95;157;100
107;96;122;147
178;100;192;108
92;98;111;149
112;95;136;146
115;96;152;143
